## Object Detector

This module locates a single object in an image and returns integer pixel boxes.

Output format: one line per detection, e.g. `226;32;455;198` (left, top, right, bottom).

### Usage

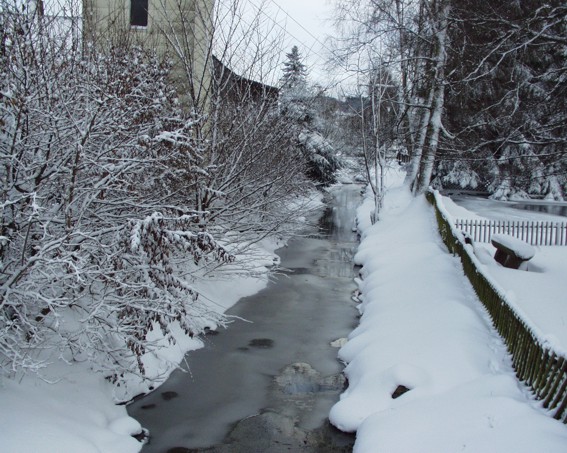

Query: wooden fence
455;219;567;246
427;191;567;423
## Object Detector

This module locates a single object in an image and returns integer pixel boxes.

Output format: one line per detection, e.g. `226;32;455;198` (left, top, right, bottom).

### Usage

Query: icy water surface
451;195;567;220
128;184;362;452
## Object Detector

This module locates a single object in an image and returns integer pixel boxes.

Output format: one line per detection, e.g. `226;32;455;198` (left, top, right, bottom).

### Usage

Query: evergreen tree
439;0;567;199
278;46;340;185
280;45;308;97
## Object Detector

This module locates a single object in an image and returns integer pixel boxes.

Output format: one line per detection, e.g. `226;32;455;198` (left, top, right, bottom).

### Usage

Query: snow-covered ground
4;169;567;453
0;242;281;453
0;362;144;453
330;170;567;452
442;196;567;352
0;194;324;453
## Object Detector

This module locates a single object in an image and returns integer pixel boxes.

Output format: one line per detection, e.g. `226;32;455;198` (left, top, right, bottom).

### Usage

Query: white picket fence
454;219;567;246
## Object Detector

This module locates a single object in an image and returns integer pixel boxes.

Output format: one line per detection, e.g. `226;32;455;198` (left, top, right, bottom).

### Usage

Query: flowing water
128;184;362;452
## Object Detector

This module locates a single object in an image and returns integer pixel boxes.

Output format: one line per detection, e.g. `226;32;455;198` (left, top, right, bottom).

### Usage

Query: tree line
332;0;566;209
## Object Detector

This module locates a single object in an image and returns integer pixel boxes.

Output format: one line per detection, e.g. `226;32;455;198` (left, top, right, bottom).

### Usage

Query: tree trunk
414;0;450;194
404;90;432;187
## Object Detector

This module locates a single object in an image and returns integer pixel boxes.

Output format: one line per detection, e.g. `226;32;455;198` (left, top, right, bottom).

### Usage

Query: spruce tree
278;46;340;185
280;45;308;96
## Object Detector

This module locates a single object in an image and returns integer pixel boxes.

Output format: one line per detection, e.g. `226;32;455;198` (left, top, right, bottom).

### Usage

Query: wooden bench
491;234;535;270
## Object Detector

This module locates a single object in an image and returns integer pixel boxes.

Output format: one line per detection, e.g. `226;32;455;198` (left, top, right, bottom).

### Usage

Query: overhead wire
244;0;330;63
219;0;350;93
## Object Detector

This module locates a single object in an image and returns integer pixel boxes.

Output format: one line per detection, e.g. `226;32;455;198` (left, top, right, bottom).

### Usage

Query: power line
216;0;352;94
241;0;342;70
246;0;356;94
261;0;337;56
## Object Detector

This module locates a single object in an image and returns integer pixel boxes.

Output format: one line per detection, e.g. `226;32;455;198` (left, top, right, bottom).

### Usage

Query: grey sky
269;0;337;89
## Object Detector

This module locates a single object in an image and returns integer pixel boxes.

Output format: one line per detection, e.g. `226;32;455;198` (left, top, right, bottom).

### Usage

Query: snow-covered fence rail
427;191;567;423
454;219;567;246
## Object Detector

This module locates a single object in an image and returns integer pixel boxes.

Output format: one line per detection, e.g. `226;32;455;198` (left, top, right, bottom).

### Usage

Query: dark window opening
130;0;148;27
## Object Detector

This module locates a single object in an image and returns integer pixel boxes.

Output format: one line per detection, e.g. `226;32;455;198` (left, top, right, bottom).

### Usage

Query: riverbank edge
0;188;330;453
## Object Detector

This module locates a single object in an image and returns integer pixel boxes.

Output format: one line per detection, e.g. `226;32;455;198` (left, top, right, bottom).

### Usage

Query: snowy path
330;181;567;452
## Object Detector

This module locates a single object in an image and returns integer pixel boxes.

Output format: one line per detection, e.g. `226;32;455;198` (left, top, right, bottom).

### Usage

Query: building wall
83;0;215;110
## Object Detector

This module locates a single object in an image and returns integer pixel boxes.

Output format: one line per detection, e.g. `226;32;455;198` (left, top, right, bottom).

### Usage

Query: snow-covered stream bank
0;187;331;453
127;184;362;451
330;170;567;452
6;172;566;453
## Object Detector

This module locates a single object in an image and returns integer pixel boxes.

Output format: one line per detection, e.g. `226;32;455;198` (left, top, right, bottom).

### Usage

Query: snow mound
331;173;567;452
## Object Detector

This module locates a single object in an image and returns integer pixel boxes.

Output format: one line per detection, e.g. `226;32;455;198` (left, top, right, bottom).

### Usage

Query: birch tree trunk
404;86;433;187
414;0;450;194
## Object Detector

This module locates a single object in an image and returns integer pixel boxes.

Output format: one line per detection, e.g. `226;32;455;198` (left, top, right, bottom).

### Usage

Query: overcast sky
265;0;339;91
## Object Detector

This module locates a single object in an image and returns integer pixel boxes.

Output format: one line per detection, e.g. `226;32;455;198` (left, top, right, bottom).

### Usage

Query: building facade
83;0;215;109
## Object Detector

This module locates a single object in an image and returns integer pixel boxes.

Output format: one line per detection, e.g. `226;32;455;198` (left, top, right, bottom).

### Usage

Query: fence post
454;218;567;246
428;192;567;425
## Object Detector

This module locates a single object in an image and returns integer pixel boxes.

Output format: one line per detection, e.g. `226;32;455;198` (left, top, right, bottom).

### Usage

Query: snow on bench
491;234;536;270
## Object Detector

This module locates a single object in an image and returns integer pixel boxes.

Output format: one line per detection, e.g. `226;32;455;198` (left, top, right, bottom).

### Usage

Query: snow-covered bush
205;87;315;240
485;142;565;201
298;130;341;185
0;9;231;380
435;159;482;191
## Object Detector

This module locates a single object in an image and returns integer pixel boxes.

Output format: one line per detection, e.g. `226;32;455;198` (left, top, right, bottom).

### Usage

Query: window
130;0;148;27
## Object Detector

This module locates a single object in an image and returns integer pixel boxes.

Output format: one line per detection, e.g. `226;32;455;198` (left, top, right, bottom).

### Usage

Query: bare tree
412;0;451;194
331;0;567;199
330;0;452;194
0;0;232;378
1;0;329;382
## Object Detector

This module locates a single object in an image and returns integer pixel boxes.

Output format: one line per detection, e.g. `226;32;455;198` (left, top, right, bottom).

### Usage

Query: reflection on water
450;195;567;221
127;184;362;452
512;203;567;218
318;207;335;235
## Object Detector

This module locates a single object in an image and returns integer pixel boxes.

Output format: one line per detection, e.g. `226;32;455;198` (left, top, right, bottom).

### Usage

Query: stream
128;184;362;453
450;195;567;220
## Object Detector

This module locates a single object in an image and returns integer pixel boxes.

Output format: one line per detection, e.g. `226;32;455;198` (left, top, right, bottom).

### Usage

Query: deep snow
330;169;567;452
3;170;567;452
442;195;567;352
0;251;280;453
0;194;324;453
